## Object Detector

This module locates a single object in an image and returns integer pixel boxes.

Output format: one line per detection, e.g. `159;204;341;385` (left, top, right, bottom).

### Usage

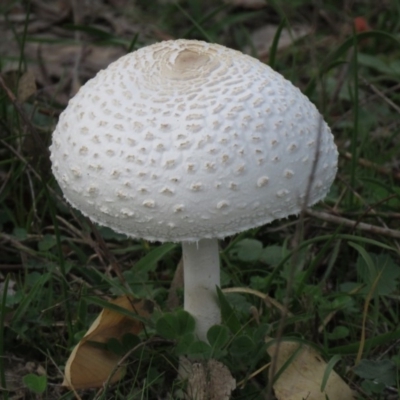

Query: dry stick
222;287;293;318
352;194;397;233
69;273;110;298
333;82;400;128
306;209;400;239
55;215;112;271
344;211;400;219
56;215;88;241
337;175;389;229
336;176;400;253
360;75;400;114
0;232;41;257
377;339;400;360
341;151;400;181
26;169;39;225
0;264;24;270
0;231;90;249
86;219;127;285
334;176;396;235
237;363;271;389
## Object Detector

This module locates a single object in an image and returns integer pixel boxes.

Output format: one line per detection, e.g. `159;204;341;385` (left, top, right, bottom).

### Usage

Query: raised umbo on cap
50;39;338;243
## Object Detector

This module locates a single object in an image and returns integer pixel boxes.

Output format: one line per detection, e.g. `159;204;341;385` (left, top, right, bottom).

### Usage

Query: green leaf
107;337;124;356
322;30;400;72
63;24;116;39
13;227;27;240
175;333;195;356
13;275;49;323
260;245;285;267
321;354;342;392
354;359;397;386
357;53;399;76
156;310;195;340
188;340;212;359
305;30;400;97
176;310;196;336
84;297;152;326
207;325;229;349
22;374;47;394
361;380;386;395
224;293;252;315
121;333;141;351
134;243;177;274
350;242;375;271
326;326;350;340
38;234;57;252
216;288;241;335
252;323;270;343
330;329;400;355
392;354;400;368
269;17;287;69
174;2;214;43
356;253;400;296
230;239;263;262
230;335;255;357
156;313;179;340
97;226;128;241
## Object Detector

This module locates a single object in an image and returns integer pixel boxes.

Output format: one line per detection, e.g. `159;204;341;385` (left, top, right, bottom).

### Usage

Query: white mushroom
50;39;338;341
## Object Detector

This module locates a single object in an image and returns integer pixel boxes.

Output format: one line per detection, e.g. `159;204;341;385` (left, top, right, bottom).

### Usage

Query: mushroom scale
50;39;338;242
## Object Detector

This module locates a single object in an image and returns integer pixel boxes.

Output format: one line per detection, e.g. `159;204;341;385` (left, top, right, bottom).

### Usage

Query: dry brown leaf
266;337;356;400
17;71;36;102
179;358;236;400
63;295;153;390
0;69;35;103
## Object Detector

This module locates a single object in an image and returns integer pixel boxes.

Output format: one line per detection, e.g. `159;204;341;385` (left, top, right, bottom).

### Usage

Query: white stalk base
182;238;221;342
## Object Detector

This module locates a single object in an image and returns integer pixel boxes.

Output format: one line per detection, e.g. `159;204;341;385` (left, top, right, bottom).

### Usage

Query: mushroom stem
182;238;221;342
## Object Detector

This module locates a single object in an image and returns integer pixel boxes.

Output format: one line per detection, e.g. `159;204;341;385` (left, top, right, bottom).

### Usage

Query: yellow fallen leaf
63;295;153;389
266;337;356;400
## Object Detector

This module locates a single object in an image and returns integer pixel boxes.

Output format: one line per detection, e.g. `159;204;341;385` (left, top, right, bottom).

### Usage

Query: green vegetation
1;0;400;399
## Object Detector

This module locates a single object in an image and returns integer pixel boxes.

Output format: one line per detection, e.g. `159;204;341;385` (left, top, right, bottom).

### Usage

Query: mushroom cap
50;39;338;242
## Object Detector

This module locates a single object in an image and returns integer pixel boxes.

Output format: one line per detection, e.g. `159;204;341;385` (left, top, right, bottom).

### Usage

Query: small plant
22;373;47;395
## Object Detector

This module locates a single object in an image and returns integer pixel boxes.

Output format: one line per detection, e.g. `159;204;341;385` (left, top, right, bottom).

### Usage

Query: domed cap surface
50;39;338;242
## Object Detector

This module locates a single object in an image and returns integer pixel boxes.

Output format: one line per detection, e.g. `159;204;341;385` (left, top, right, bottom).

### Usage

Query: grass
1;0;400;399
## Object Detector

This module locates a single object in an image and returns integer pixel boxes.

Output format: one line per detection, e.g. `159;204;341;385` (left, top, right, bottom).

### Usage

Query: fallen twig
306;209;400;239
341;151;400;181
